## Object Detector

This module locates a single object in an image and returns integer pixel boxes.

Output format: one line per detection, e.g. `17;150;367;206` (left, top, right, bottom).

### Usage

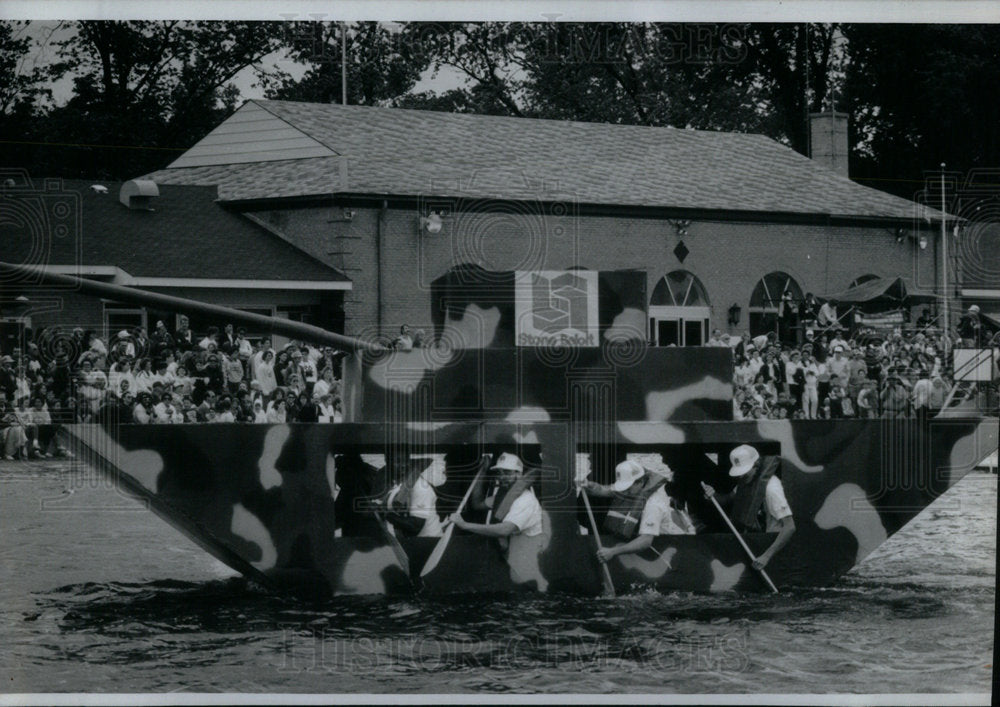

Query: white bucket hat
613;459;646;491
491;452;523;473
729;445;761;477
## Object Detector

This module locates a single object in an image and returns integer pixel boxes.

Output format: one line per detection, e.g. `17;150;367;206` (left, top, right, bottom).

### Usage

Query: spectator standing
957;305;983;347
777;290;797;345
785;351;804;408
273;351;290;388
394;325;414;351
219;324;237;355
881;371;911;418
236;328;253;370
802;354;819;418
254;350;277;397
312;368;336;402
174;316;194;352
911;369;933;423
928;375;949;414
799;293;819;333
199;326;220;351
222;352;244;395
151;320;175;357
818;299;838;330
133;359;154;395
828;345;850;388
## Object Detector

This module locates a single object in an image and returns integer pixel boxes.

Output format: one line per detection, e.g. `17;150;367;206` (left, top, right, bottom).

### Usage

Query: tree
844;24;1000;198
262;22;428;106
19;20;285;179
392;22;840;149
0;21;51;117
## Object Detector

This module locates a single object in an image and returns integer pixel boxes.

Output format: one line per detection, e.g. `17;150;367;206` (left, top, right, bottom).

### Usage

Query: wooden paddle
419;453;491;578
371;505;414;583
576;462;616;597
580;487;617;598
700;482;779;594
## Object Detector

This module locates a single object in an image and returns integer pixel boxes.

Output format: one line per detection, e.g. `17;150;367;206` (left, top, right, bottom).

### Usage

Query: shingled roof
146;99;937;222
2;178;349;285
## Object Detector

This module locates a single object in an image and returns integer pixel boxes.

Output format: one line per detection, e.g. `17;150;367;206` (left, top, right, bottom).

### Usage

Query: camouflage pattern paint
63;407;997;597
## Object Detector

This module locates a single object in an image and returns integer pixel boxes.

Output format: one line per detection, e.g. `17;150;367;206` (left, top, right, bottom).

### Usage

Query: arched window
648;270;711;346
650;270;711;307
849;274;880;289
749;272;803;337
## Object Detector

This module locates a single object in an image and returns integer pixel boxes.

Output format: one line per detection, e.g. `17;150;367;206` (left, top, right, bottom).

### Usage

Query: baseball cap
491;452;523;473
729;444;760;477
612;459;645;491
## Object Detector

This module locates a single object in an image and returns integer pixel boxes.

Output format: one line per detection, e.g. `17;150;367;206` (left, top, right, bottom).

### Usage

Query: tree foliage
844;24;1000;198
0;21;51;117
262;22;428;106
8;20;285;179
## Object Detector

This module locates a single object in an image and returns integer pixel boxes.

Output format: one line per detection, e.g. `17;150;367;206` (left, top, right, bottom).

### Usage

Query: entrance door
648;271;712;347
649;305;710;346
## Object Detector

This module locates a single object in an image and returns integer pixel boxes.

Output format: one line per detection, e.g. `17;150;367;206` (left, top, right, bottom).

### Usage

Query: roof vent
120;179;159;210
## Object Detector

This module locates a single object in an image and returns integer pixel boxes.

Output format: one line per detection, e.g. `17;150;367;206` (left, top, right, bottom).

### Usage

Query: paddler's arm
448;513;518;537
752;515;795;570
700;481;735;507
578;480;615;498
596;534;653;563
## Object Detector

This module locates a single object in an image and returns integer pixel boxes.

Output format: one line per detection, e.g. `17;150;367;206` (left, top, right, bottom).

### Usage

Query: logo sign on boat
514;270;600;347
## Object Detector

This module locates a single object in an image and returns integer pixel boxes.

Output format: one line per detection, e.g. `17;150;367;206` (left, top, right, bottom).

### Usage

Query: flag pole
941;163;949;343
341;22;348;105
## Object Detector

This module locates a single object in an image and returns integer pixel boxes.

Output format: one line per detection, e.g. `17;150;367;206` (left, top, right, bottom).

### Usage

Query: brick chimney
809;111;849;177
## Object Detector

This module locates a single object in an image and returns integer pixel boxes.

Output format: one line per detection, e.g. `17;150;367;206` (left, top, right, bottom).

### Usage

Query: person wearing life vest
384;457;448;538
581;460;695;563
702;445;796;571
449;452;543;538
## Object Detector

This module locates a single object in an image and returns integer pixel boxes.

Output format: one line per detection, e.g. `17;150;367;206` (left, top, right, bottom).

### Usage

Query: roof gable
169;101;337;169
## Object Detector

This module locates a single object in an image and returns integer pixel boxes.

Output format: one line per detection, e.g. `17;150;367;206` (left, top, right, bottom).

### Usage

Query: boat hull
63;415;998;596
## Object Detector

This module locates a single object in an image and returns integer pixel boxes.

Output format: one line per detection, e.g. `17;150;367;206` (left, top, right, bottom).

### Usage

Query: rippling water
1;461;994;695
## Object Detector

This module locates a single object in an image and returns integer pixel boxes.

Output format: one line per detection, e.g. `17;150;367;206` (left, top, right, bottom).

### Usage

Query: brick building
139;100;947;347
1;176;350;351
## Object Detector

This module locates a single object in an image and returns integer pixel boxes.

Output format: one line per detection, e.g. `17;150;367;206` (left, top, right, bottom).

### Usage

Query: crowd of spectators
1;315;346;460
1;304;994;460
711;303;994;421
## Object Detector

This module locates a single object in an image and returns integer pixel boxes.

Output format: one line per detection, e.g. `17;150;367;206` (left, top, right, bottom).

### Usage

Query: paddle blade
419;523;455;577
374;511;413;581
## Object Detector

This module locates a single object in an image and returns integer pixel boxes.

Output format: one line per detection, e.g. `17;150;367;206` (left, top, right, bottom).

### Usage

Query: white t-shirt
764;476;793;532
639;487;696;536
502;488;543;537
408;477;444;537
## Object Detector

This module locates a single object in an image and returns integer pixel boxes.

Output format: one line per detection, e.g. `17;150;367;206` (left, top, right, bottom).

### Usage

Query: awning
821;276;937;304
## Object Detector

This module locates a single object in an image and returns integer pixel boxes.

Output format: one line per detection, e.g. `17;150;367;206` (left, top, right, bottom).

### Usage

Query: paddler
448;452;543;538
580;459;695;563
384;457;448;538
701;444;796;570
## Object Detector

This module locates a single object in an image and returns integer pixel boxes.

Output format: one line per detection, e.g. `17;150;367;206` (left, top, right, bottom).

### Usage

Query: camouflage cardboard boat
6;262;997;597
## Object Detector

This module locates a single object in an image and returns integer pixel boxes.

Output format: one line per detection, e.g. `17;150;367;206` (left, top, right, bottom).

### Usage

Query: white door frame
648;305;710;346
